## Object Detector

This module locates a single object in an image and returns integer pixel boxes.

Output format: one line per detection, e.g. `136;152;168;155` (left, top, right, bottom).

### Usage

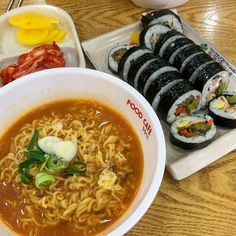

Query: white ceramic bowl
131;0;188;9
0;68;166;236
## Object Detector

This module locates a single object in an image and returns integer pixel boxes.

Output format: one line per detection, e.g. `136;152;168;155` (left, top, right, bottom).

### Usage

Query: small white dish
0;5;86;86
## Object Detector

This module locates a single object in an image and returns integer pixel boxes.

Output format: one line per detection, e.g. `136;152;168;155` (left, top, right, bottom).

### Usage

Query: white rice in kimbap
139;24;170;50
170;114;216;149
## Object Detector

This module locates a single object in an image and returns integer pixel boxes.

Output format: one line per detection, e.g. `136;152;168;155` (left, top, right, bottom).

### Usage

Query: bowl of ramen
0;67;165;236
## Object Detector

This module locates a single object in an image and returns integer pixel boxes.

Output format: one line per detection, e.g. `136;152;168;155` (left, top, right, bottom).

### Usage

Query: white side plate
82;16;236;180
0;4;86;86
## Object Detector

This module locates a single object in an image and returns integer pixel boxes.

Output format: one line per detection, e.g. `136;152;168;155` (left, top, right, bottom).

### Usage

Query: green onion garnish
27;129;39;151
18;158;37;185
63;161;87;177
24;150;45;163
19;129;46;185
20;173;33;185
47;155;67;171
35;172;56;189
39;155;51;172
18;129;87;187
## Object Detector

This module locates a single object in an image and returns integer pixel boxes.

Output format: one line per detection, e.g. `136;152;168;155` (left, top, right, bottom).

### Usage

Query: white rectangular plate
82;15;236;180
0;4;86;87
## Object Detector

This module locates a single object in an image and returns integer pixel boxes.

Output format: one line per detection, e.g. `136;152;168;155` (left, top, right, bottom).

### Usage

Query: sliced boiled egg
98;169;121;190
53;141;77;162
38;136;61;154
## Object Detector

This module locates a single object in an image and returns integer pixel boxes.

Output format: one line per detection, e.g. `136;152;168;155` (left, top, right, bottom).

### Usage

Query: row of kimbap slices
154;30;230;108
116;45;202;125
138;10;230;108
108;9;185;76
107;9;234;150
169;92;236;149
108;45;216;150
116;45;216;149
170;91;236;149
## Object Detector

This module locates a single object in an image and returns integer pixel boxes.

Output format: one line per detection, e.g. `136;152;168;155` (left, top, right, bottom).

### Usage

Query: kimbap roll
157;80;201;124
108;45;133;74
127;52;155;86
209;93;236;128
170;114;216;149
146;70;183;107
200;70;229;107
173;44;204;70
134;58;169;93
169;43;229;107
181;52;213;80
192;61;226;90
154;30;185;57
139;24;170;50
132;57;158;88
141;9;184;33
118;46;152;81
162;37;195;62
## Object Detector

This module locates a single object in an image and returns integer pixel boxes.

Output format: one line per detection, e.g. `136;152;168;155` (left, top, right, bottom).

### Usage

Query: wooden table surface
1;0;236;235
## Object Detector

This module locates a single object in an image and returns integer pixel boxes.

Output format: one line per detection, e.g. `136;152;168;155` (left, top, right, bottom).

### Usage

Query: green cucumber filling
226;95;236;105
177;119;213;137
175;95;200;116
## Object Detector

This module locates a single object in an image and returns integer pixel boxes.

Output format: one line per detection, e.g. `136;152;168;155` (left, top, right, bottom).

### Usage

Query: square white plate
82;15;236;180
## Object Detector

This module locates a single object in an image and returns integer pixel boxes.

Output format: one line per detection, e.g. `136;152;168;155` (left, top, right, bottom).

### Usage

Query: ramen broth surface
0;99;143;236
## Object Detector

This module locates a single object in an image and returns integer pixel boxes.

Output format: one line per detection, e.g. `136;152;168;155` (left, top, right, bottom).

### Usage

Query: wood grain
45;0;236;65
0;0;45;13
130;152;236;236
0;0;236;235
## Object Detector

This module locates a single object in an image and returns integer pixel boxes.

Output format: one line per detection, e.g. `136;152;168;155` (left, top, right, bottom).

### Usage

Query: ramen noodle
0;99;143;236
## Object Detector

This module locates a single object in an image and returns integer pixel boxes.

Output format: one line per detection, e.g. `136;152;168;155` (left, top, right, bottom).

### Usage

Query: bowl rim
0;67;166;236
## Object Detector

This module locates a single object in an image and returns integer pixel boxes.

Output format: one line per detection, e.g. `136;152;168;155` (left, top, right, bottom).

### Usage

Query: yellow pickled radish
130;31;140;45
44;28;61;43
53;29;66;43
9;12;67;46
45;29;66;43
9;12;59;30
17;29;49;46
